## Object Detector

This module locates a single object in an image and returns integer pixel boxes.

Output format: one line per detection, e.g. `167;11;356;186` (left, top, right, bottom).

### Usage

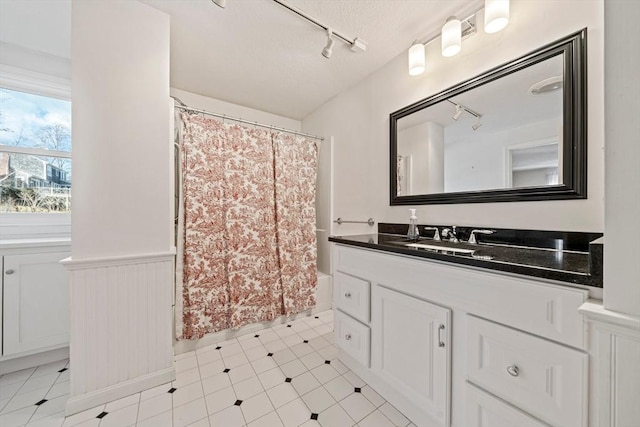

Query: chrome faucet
423;226;440;241
441;226;459;243
468;229;495;244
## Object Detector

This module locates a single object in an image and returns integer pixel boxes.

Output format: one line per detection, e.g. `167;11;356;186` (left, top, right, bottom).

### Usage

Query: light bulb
484;0;509;33
408;43;425;76
442;17;462;57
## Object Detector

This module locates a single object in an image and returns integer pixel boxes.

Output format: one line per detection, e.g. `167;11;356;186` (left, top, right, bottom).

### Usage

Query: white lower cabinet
371;286;451;427
332;244;591;427
2;252;70;356
466;382;549;427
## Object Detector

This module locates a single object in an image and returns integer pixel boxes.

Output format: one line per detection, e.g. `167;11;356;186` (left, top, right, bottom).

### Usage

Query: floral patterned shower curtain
176;113;318;340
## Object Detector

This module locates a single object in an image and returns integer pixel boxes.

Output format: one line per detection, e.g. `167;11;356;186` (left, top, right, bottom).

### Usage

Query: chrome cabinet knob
507;365;520;377
344;334;352;341
5;269;15;275
344;292;352;299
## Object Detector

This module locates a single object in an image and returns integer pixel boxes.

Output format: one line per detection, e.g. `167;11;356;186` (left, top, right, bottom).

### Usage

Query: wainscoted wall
62;252;175;415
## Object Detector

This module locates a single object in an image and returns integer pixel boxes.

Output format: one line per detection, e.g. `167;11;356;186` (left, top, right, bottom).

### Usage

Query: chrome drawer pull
344;334;352;341
507;365;520;377
5;269;15;275
438;324;445;347
344;292;352;299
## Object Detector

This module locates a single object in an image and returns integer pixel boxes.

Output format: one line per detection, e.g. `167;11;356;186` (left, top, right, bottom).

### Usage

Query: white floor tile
135;410;172;427
258;368;286;391
299;352;324;370
185;416;211;427
314;325;333;336
343;371;366;388
290;342;315;358
251;356;278;374
175;350;196;361
258;331;280;345
223;352;249;369
283;334;304;348
209;405;244;427
299;420;321;427
280;359;307;378
173;398;208;427
240;391;274;423
202;372;232;395
0;381;22;401
104;393;139;412
31;360;68;379
71;418;99;427
358;409;395;427
316;345;338;361
18;373;58;394
0;398;9;412
276;398;311;427
240;336;264;351
298;328;320;341
196;349;222;366
46;381;70;400
233;377;264;400
266;383;298;409
140;383;171;402
61;405;105;426
204;385;236;415
264;339;288;353
137;392;172;421
99;403;138;427
175;356;199;373
310;364;339;384
324;376;354;402
25;410;65;427
317;402;354;427
0;368;36;387
247;410;283;427
290;372;320;396
220;343;243;358
30;394;69;422
339;393;375;423
301;386;335;413
272;349;296;366
199;360;226;379
172;381;204;408
174;367;202;388
330;359;348;375
228;364;255;384
361;386;385;408
56;371;70;383
379;402;411;427
2;385;50;414
245;345;268;362
0;404;38;427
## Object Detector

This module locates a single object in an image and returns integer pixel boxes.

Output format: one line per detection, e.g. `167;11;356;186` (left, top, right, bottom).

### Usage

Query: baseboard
65;366;175;416
0;347;69;375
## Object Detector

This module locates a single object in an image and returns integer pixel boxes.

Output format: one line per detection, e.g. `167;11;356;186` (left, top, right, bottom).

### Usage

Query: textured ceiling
143;0;480;120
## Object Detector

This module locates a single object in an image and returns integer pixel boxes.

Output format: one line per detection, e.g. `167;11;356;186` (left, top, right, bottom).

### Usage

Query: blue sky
0;88;71;150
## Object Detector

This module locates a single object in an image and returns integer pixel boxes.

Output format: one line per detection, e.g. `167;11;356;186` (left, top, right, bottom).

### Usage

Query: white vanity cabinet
1;239;71;372
331;243;590;427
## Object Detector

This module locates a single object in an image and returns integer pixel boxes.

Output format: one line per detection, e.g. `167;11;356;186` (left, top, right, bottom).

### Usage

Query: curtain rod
173;102;324;142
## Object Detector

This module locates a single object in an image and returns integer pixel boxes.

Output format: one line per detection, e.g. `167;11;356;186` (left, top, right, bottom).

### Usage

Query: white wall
603;0;640;317
72;1;172;259
303;0;604;239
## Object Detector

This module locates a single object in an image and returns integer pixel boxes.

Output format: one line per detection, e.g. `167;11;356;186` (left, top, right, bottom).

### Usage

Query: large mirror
390;30;586;205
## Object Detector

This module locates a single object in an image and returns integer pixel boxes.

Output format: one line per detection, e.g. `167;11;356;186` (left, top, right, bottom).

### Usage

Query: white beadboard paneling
62;251;175;415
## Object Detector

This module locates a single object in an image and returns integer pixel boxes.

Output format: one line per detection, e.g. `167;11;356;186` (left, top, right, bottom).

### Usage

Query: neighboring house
0;152;71;189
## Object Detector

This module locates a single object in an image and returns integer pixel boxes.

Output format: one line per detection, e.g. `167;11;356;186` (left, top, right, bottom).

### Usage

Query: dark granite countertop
329;231;603;288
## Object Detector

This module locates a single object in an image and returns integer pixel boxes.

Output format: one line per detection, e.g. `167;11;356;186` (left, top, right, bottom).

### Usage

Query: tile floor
0;310;416;427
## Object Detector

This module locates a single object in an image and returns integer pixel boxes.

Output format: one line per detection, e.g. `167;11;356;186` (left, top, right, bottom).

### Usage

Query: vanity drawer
334;271;370;324
335;310;370;367
466;382;549;427
466;315;587;427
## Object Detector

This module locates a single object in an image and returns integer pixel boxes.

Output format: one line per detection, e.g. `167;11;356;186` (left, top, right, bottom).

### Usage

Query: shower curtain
176;113;318;340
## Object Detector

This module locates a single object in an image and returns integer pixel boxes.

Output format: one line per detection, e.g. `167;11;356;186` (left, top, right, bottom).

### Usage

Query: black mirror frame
390;29;587;205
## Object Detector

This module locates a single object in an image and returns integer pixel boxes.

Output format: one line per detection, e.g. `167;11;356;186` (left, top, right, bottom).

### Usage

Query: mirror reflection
396;54;563;197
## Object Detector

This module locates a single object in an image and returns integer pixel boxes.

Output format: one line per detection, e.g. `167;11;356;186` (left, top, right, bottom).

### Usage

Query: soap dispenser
407;209;419;240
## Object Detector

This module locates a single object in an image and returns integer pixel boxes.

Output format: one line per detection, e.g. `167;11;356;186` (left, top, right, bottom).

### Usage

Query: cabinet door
3;252;70;356
371;285;451;427
466;382;549;427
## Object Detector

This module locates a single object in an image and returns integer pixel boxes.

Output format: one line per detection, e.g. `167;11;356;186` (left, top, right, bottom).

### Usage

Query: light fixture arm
447;99;482;119
271;0;367;52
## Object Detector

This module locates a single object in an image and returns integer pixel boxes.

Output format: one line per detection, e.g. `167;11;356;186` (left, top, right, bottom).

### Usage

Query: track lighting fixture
322;30;336;59
408;43;426;76
211;0;226;8
407;0;510;76
452;104;464;121
472;119;483;131
484;0;510;34
442;16;462;57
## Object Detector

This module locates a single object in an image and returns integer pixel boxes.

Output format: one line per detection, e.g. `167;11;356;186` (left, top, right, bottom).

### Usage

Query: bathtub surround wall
66;0;174;415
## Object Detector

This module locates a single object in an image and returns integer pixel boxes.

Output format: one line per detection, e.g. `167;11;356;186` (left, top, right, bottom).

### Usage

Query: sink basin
405;243;475;255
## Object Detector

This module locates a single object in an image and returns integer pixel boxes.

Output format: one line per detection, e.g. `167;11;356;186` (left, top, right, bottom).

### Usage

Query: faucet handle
468;229;496;244
423;226;440;241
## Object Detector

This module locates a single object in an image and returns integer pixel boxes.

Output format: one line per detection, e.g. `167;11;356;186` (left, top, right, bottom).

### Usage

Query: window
0;87;71;213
